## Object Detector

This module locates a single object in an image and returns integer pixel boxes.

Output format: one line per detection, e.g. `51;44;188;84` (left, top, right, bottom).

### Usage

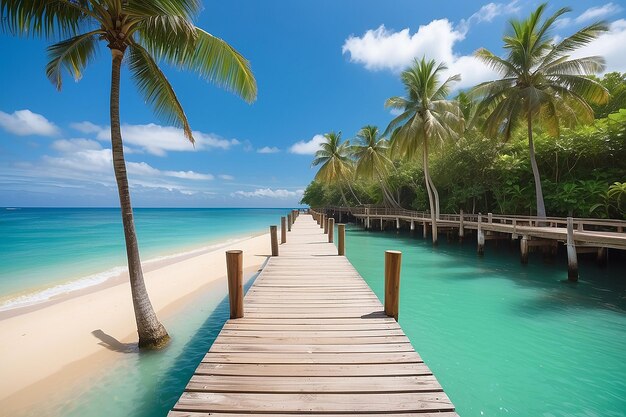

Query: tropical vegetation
1;0;257;348
302;4;625;227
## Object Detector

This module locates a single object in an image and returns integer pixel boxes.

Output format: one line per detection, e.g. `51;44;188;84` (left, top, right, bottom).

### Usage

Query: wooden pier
323;206;626;281
169;214;457;416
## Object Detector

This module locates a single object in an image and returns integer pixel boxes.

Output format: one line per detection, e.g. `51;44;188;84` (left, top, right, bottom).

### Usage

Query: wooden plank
186;375;442;393
210;335;411;345
173;392;454;413
209;343;415;353
170;413;459;417
201;351;422;364
218;329;405;337
195;362;432;377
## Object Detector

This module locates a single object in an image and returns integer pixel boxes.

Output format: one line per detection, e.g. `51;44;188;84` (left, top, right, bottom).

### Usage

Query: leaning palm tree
1;1;257;348
351;125;397;207
385;58;464;244
472;3;608;219
312;131;355;205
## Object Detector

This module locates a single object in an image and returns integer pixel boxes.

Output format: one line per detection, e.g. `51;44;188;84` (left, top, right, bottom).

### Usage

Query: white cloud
51;138;102;153
556;3;622;29
232;188;304;199
573;19;626;73
70;121;101;134
257;146;280;154
164;170;213;180
71;121;239;156
289;134;326;155
219;174;235;181
0;109;59;136
457;1;520;34
342;19;499;89
577;3;622;24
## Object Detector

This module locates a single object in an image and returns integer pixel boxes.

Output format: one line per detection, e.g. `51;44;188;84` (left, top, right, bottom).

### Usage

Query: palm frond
177;29;257;103
0;0;92;38
128;42;193;142
46;29;101;90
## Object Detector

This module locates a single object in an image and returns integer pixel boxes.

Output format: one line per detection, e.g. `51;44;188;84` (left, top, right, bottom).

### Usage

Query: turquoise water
7;216;626;417
0;208;286;306
346;226;626;417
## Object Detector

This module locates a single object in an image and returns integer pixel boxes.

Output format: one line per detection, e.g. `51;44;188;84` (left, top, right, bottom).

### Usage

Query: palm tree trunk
527;113;547;219
346;182;362;205
109;48;170;349
427;174;440;220
423;139;437;245
339;185;349;206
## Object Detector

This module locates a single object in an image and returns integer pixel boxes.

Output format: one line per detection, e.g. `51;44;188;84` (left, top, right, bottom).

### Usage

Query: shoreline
0;232;271;412
0;229;266;316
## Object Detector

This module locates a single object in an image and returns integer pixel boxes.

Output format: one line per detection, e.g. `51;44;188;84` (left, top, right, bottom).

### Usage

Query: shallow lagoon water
347;226;626;417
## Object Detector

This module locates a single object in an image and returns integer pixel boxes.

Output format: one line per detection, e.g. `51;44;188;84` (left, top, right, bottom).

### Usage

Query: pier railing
321;206;626;233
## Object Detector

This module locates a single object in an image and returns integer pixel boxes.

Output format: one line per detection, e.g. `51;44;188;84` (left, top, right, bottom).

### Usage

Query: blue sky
1;0;624;207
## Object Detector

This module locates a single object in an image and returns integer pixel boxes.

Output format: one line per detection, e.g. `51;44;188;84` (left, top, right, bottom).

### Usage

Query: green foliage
591;72;626;118
303;111;626;219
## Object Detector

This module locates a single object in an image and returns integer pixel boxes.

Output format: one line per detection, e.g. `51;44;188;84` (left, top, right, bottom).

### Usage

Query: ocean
0;207;287;309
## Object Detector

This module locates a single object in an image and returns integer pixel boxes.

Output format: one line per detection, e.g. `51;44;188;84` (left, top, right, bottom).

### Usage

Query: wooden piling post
477;214;485;256
396;218;400;230
423;221;428;238
324;216;329;234
597;247;607;267
281;217;287;244
270;225;278;256
384;250;402;322
287;213;292;232
328;218;335;243
338;224;345;256
380;218;384;231
459;210;464;241
566;217;578;281
520;235;528;264
410;220;415;232
225;250;244;319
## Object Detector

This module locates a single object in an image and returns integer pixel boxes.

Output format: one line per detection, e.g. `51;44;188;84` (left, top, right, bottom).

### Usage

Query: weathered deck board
169;214;458;416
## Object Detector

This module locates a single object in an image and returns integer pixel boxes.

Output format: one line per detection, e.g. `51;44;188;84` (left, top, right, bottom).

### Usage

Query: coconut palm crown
472;3;609;218
1;0;257;348
384;57;464;243
312;131;353;184
352;125;392;180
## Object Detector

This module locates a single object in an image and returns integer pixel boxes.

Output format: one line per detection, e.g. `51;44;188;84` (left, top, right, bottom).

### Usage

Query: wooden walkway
169;214;457;416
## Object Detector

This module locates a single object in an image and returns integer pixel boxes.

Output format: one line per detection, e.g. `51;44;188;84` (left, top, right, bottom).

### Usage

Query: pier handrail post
477;214;485;256
270;225;279;256
281;217;287;244
384;250;402;321
321;214;325;229
566;217;578;281
338;224;346;256
324;215;329;234
225;250;244;319
488;212;493;224
287;213;292;232
328;218;335;243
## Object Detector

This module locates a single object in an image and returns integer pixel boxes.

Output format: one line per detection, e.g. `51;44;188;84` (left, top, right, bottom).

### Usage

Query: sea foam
0;235;253;312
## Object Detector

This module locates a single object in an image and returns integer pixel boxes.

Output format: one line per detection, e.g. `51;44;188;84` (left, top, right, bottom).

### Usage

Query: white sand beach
0;232;271;412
